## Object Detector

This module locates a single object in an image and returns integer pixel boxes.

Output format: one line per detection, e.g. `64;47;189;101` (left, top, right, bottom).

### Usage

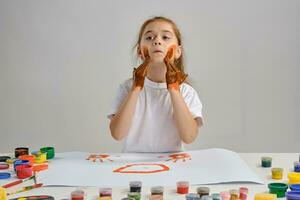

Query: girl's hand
164;47;188;90
132;48;150;91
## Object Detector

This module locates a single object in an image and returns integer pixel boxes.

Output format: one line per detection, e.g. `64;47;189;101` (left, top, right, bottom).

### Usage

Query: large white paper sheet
37;148;262;187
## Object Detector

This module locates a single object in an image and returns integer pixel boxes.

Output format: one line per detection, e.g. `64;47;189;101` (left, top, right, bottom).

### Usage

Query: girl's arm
164;48;202;144
169;89;202;144
109;89;140;141
110;50;150;141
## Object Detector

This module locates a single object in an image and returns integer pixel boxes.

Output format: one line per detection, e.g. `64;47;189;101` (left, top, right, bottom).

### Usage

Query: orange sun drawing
113;163;170;174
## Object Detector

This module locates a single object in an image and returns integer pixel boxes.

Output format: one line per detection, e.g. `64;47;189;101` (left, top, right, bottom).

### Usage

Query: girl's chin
150;57;165;63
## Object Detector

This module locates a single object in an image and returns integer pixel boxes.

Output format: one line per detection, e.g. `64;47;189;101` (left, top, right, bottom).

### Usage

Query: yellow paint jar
272;168;283;180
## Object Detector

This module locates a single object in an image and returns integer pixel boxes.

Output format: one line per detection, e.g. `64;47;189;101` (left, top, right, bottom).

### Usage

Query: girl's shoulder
180;82;198;95
119;78;133;92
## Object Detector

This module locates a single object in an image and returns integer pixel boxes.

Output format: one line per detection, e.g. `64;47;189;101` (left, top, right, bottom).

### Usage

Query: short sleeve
107;79;132;119
180;84;204;123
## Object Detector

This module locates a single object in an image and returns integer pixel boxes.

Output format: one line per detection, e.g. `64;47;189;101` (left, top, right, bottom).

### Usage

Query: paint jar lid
129;181;142;187
0;156;11;162
177;181;189;187
268;182;288;191
0;164;9;170
254;193;276;200
0;172;11;179
151;186;164;194
197;186;210;194
290;184;300;191
288;172;300;182
286;191;300;200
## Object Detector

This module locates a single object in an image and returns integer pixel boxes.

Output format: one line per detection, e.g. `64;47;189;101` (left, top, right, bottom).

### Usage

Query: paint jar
40;147;55;159
0;156;11;162
151;186;164;196
211;193;220;200
239;187;248;200
185;193;200;200
229;189;239;200
288;172;300;184
268;182;288;198
286;191;300;200
220;191;230;200
202;195;213;200
271;167;283;180
71;190;85;200
196;186;210;197
13;160;30;171
129;181;142;193
99;188;112;197
99;197;112;200
0;164;9;170
18;155;35;165
149;194;163;200
5;158;16;164
15;147;29;158
127;192;141;200
0;187;7;200
261;157;272;168
290;184;300;192
177;181;189;194
294;162;300;172
16;164;32;179
32;151;47;164
254;193;276;200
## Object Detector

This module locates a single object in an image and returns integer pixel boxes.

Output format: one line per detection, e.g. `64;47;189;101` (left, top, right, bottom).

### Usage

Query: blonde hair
133;16;187;81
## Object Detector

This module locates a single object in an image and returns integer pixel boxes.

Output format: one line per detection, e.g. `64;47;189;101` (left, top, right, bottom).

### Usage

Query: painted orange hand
164;47;188;90
132;48;150;91
86;154;113;163
166;153;191;163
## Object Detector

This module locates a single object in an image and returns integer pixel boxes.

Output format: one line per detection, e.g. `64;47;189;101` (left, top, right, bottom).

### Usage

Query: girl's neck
146;62;167;83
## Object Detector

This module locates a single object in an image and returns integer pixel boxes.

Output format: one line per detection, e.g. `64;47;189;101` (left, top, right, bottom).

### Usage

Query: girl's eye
146;36;153;40
163;36;170;40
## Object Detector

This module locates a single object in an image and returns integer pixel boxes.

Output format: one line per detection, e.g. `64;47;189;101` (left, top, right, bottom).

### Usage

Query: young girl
108;16;203;153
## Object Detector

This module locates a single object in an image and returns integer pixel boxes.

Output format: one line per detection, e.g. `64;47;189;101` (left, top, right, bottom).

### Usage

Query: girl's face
139;20;181;63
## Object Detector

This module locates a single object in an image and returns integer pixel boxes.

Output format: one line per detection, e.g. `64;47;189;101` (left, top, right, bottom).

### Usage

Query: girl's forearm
169;89;201;144
109;89;140;141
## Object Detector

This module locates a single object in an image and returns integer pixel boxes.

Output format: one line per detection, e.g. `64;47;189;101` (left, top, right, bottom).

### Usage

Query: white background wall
0;0;299;153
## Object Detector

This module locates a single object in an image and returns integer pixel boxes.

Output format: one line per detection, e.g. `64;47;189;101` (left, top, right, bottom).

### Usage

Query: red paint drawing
86;154;113;162
164;153;191;162
113;163;170;174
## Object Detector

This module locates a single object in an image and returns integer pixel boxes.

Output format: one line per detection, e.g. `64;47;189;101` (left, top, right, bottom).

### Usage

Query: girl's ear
175;45;182;59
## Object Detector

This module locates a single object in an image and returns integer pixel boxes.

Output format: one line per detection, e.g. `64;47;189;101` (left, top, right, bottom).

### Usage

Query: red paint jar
71;190;85;200
176;181;189;194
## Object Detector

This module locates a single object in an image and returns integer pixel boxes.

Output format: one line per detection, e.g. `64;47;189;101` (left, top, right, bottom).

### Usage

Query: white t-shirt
108;77;203;153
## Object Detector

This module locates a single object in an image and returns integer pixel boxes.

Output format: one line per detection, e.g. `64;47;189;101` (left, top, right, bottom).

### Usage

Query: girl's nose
153;41;161;46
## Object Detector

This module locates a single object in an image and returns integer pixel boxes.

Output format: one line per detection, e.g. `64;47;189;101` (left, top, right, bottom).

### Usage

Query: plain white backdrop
0;0;299;153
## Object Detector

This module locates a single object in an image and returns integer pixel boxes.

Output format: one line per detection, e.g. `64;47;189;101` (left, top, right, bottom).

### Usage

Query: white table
2;153;299;200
